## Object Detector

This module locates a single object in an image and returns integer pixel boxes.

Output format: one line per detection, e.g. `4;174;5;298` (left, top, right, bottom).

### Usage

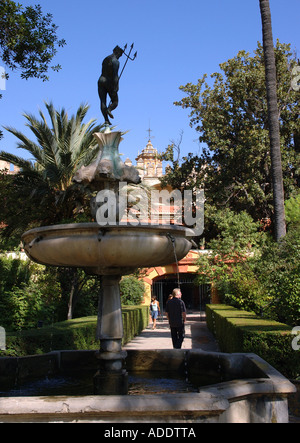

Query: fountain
0;45;296;422
21;128;194;395
1;131;296;424
20;45;195;394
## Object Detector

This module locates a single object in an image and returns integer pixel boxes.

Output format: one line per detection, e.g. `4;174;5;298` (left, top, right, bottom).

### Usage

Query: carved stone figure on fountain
72;130;141;221
73;132;141;191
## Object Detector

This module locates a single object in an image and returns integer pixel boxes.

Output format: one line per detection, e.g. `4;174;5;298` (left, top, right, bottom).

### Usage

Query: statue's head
113;46;124;57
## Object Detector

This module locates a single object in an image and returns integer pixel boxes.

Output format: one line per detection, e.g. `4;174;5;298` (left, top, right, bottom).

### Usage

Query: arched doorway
152;273;210;318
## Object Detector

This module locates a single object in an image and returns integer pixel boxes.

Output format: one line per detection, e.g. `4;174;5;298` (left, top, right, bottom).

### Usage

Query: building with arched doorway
126;137;215;314
140;250;211;316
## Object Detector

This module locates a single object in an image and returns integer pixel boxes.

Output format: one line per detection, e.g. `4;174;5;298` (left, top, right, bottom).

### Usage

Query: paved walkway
124;312;219;352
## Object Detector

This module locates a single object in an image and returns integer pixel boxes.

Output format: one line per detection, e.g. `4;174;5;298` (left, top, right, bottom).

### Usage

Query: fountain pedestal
94;275;128;395
74;131;140;395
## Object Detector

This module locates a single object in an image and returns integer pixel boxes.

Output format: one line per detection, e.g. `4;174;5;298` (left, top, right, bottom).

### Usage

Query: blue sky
1;0;299;165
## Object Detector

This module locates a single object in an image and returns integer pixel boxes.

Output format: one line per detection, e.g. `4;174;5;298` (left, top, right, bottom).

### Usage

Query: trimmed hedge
1;305;149;357
206;304;300;379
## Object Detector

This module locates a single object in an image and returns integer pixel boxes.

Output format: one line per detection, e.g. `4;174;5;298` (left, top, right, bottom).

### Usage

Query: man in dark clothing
165;288;186;349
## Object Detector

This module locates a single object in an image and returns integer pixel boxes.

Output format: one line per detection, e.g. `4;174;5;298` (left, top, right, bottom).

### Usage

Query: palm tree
259;0;286;241
0;102;105;319
0;101;104;234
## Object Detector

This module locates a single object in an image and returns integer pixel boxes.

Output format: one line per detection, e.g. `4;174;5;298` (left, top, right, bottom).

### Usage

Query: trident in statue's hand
119;43;137;81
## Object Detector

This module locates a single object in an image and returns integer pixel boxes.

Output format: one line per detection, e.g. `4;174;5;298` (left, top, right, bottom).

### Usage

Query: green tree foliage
165;41;299;227
0;103;105;319
0;256;99;331
0;0;66;81
0;1;65;141
197;209;300;327
120;276;145;306
0;102;103;237
57;267;100;320
0;256;58;330
255;224;300;326
196;209;264;289
285;192;300;226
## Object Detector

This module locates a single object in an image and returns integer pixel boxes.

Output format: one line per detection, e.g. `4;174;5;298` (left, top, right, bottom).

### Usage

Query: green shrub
206;304;300;379
120;276;145;305
1;305;149;356
0;257;63;331
0;255;31;291
0;256;31;330
285;193;300;226
256;225;300;326
0;256;102;331
198;210;300;327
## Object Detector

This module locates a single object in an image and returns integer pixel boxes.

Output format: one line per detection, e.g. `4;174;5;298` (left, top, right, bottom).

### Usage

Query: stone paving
124;312;219;352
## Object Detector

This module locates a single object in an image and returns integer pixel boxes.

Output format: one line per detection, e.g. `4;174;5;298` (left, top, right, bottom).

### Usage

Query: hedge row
1;305;149;357
206;304;300;379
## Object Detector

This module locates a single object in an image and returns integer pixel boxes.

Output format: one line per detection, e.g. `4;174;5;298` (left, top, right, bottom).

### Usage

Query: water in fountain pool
0;371;198;397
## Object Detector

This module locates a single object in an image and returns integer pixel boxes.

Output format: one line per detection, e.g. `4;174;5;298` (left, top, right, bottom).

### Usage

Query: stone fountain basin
0;349;296;423
22;223;194;275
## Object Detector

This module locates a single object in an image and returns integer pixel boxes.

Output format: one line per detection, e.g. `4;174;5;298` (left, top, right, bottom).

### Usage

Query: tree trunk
67;283;75;320
259;0;286;241
58;267;81;320
66;268;87;320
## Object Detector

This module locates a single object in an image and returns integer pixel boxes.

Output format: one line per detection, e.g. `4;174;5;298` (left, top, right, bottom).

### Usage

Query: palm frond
1;101;107;233
3;126;45;165
0;151;35;171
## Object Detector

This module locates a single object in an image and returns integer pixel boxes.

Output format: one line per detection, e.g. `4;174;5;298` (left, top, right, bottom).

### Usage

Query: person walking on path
165;288;186;349
150;295;160;330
